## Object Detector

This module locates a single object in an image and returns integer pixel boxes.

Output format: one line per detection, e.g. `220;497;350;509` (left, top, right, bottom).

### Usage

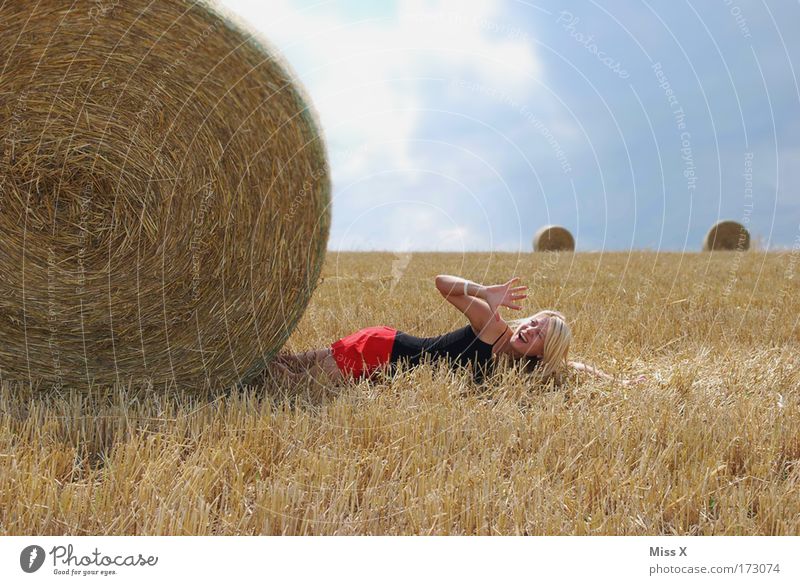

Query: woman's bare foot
272;360;304;384
264;348;345;386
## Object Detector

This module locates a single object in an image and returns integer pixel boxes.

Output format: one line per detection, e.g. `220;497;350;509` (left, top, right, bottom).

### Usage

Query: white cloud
436;225;469;247
218;0;541;186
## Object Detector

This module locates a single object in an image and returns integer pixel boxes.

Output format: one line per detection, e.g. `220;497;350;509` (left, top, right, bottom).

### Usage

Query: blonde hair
506;310;571;381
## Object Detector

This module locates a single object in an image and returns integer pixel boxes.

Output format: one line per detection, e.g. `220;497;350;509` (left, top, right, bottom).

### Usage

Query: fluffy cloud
219;0;540;185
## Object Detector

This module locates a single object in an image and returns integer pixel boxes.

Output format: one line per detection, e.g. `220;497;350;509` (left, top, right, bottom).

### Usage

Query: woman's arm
568;360;613;380
435;275;527;323
435;275;492;300
568;360;646;386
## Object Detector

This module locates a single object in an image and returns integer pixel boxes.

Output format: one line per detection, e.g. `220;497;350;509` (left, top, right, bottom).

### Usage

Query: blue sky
219;0;800;251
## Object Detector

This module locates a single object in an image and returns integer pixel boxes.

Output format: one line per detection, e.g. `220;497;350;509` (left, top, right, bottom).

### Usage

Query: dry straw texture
533;225;575;252
703;220;750;251
0;1;330;389
1;251;798;535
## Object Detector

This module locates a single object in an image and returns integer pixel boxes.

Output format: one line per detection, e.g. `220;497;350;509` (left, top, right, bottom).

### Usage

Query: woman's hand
621;374;647;387
483;277;528;322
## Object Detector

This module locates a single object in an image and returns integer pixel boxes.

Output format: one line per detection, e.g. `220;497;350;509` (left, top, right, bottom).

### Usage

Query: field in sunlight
1;251;798;535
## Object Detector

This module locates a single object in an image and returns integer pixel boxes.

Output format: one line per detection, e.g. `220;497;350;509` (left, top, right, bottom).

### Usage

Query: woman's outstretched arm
435;274;527;326
568;360;646;386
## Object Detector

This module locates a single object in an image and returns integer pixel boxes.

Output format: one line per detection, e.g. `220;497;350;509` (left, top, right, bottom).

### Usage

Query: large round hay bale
533;225;575;252
0;1;330;390
703;220;750;251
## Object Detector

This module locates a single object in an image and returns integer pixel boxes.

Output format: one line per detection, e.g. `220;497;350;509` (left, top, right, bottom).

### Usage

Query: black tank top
389;324;506;382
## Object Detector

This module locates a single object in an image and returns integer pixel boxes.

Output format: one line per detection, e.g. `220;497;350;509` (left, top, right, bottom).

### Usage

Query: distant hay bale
703;221;750;251
533;225;575;252
0;1;330;389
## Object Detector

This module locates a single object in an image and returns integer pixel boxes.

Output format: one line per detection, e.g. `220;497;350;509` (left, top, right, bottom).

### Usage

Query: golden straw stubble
0;0;330;389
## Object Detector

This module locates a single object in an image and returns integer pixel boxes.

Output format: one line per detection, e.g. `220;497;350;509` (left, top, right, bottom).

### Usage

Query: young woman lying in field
270;275;647;387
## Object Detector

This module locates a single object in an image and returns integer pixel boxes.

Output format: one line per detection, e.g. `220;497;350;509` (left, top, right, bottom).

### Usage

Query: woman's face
511;315;549;357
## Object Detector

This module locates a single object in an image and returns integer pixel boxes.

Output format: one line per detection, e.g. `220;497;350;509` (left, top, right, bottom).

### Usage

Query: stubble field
1;250;798;535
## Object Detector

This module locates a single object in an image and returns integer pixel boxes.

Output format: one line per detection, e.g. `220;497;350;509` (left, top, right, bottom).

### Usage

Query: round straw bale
533;225;575;252
0;1;330;390
703;220;750;251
